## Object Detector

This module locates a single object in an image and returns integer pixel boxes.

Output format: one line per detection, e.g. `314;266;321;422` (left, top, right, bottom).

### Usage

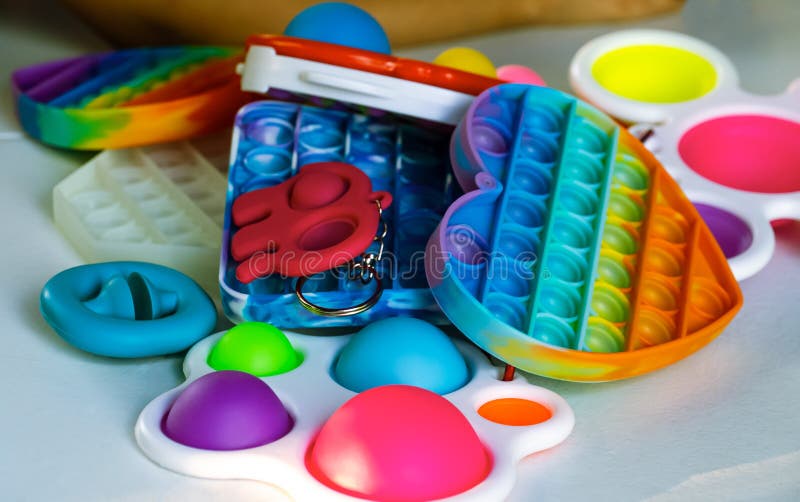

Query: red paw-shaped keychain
231;162;392;315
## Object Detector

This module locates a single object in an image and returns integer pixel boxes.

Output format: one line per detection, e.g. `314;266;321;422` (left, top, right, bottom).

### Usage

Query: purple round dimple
163;370;293;451
445;225;488;264
694;203;754;258
472;121;509;155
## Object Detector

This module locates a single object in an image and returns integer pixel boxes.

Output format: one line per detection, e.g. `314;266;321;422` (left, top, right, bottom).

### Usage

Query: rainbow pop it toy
220;101;458;327
136;318;574;501
570;29;800;279
425;84;743;382
53;142;226;292
12;47;252;149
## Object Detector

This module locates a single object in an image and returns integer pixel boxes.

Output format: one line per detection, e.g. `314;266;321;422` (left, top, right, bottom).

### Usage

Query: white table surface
1;1;799;500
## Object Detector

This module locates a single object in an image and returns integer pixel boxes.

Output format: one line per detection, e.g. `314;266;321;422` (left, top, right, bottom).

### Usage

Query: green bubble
613;160;649;190
590;285;630;323
584;319;625;353
602;225;638;255
597;256;631;288
608;193;644;222
208;322;302;376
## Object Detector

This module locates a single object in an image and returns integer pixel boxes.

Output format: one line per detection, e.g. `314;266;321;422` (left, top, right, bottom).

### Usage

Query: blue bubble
284;2;391;54
334;317;469;394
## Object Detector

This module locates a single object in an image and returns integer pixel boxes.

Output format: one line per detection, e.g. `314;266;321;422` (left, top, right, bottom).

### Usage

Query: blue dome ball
284;2;391;54
333;317;470;394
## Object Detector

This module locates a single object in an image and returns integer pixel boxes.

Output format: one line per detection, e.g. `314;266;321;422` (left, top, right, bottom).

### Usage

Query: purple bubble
694;203;753;258
163;370;293;450
445;225;488;264
472;123;508;155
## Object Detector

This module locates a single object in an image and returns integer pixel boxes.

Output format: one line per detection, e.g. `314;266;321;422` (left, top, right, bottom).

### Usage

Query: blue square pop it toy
220;101;458;327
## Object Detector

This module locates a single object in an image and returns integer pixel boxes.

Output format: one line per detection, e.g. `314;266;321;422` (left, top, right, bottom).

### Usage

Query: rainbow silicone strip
11;47;253;149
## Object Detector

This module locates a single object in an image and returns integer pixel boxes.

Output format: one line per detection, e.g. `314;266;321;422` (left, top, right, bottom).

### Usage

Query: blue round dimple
506;194;546;228
523;105;563;133
561;151;603;184
246;118;294;147
485;294;527;331
538;285;581;319
298;124;344;152
551;214;593;249
333;317;470;394
545;248;587;283
498;225;539;260
244;147;292;178
515;163;552;195
298;152;342;166
531;316;575;348
518;133;558;163
559;184;599;216
571;120;607;154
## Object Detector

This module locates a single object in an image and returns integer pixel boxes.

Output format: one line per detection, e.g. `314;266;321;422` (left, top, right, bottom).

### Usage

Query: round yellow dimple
591;45;717;103
434;47;497;78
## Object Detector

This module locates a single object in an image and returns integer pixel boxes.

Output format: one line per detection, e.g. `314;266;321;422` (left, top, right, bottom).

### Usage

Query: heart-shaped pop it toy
307;385;492;501
136;322;574;500
427;83;743;381
163;370;293;451
333;317;470;394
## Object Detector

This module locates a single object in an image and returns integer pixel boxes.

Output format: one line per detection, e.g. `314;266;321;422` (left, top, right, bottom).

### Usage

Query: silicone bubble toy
433;47;498;79
497;64;546;87
239;35;504;125
11;47;253;149
53;142;226;292
40;262;216;358
284;2;391;54
135;319;574;501
425;83;743;381
570;29;800;279
220;101;456;327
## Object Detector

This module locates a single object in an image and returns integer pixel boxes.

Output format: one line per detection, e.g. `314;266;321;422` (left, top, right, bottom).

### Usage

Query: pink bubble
307;385;491;501
497;64;546;86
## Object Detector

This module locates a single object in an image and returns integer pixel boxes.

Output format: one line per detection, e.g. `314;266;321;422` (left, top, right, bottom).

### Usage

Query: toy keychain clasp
296;199;388;316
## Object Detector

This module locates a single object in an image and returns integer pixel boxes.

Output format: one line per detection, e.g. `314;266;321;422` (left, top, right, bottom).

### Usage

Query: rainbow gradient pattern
12;47;253;150
426;84;743;381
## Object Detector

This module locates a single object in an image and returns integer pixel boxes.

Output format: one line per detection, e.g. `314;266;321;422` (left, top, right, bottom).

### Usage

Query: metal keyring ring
295;265;383;317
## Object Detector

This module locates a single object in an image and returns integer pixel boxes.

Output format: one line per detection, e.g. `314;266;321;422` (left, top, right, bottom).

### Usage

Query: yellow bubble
433;47;496;78
592;45;717;103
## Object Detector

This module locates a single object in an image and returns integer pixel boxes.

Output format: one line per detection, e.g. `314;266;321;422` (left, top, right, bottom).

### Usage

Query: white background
1;0;798;500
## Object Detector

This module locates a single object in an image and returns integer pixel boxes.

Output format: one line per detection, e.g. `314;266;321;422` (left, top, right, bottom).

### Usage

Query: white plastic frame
238;46;476;125
136;331;575;501
570;29;800;280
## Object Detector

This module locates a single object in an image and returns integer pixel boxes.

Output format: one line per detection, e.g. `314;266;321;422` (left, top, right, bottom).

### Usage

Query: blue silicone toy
40;262;217;358
333;317;470;394
283;2;391;54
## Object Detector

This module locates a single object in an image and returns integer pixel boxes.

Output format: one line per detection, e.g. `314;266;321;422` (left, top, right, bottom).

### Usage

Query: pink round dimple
679;115;800;194
306;385;491;501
